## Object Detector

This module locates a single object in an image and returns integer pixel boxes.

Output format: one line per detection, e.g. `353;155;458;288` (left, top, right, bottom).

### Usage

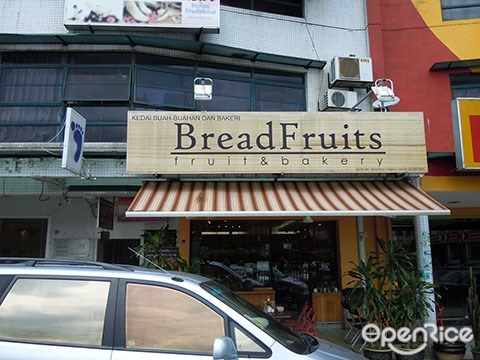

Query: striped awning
126;181;449;218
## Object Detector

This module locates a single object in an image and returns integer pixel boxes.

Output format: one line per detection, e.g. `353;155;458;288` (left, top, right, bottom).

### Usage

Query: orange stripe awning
126;181;450;218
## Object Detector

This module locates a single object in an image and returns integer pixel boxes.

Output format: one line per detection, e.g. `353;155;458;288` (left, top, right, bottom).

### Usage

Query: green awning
0;33;326;70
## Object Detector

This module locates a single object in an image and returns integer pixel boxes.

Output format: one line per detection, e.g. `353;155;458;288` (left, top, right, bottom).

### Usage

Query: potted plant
392;272;435;360
467;267;480;360
135;225;189;271
347;238;435;360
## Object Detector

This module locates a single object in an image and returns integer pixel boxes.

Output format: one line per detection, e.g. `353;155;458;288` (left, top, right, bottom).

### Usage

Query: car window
202;281;309;354
125;283;225;353
233;325;267;354
202;264;231;279
0;278;110;346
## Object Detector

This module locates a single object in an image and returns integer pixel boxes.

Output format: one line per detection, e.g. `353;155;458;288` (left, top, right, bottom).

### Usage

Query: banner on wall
64;0;220;32
126;111;429;175
453;98;480;170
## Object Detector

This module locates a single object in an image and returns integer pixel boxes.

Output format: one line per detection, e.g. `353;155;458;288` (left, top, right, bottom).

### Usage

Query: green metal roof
430;58;480;71
0;33;326;70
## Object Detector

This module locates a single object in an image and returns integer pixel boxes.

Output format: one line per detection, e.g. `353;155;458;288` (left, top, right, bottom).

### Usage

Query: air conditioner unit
319;89;358;111
330;56;373;88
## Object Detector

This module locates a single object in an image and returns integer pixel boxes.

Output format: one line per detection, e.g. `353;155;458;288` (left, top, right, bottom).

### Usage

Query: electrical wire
41;109;67;157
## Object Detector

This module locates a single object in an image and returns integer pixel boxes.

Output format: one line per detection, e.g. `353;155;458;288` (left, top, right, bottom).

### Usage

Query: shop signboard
453;98;480;170
97;198;114;230
64;0;220;32
126;111;428;175
61;108;86;176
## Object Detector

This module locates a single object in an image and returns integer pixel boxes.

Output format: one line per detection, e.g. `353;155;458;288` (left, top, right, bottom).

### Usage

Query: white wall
0;196;172;260
0;0;370;112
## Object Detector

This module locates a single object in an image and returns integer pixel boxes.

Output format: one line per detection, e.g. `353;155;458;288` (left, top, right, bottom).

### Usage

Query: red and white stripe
126;181;449;218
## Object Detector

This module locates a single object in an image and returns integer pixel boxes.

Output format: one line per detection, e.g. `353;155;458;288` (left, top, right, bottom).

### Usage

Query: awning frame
126;180;450;218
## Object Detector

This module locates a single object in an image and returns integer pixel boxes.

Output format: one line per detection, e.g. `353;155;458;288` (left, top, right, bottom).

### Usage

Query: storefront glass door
190;219;339;311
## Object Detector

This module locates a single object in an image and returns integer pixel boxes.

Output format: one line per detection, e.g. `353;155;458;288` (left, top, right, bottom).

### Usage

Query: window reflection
234;326;265;353
0;52;306;143
0;278;110;345
126;283;224;352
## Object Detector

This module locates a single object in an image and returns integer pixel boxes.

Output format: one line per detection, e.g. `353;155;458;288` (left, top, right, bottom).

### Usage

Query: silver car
0;258;365;359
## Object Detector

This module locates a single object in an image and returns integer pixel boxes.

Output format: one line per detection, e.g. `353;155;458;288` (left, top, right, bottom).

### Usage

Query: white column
411;177;436;326
357;217;366;263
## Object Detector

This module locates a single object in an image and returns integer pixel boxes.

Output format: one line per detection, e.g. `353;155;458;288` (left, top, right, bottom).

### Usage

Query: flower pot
433;341;466;360
363;347;393;360
394;348;425;360
472;349;480;360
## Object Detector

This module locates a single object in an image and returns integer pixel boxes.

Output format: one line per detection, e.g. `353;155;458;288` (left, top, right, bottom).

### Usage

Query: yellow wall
337;217;358;289
421;176;480;192
411;0;480;61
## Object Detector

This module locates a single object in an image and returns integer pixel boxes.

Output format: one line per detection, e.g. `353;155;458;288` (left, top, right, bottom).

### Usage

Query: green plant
467;267;480;353
135;225;189;272
394;270;435;330
347;238;435;350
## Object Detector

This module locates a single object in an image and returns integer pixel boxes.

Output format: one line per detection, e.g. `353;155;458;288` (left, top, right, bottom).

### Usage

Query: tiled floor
315;323;474;359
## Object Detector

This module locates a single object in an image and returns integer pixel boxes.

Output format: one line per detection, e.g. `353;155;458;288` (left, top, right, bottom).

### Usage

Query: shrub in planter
394;347;424;360
363;345;393;360
433;341;466;360
347;238;435;360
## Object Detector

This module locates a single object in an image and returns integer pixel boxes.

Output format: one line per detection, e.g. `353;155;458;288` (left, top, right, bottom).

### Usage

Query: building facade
367;0;480;320
0;0;449;316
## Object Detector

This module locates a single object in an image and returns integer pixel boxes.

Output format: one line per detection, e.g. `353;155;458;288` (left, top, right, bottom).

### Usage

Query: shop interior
190;219;340;311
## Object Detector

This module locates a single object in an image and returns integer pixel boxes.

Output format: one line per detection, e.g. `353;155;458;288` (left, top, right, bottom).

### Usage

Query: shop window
125;283;224;352
451;73;480;99
64;66;131;101
0;67;63;103
191;219;339;311
0;51;306;143
221;0;303;18
256;83;304;111
393;217;480;321
71;106;129;142
0;278;110;345
0;106;62;142
135;67;194;109
0;218;48;257
441;0;480;21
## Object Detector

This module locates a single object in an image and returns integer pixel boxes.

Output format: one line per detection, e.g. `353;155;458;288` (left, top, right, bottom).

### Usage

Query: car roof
0;257;210;285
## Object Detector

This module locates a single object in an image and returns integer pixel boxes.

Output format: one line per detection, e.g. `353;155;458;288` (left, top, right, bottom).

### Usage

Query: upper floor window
441;0;480;21
0;51;305;143
451;73;480;98
221;0;303;18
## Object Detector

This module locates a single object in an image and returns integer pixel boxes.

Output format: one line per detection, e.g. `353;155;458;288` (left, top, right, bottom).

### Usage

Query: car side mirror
213;336;238;360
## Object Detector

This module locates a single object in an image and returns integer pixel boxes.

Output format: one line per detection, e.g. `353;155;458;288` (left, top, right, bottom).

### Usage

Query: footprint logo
70;120;84;163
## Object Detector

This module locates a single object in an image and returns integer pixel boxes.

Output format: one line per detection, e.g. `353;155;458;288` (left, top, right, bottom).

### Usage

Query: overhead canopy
126;181;450;218
430;58;480;71
0;34;326;70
